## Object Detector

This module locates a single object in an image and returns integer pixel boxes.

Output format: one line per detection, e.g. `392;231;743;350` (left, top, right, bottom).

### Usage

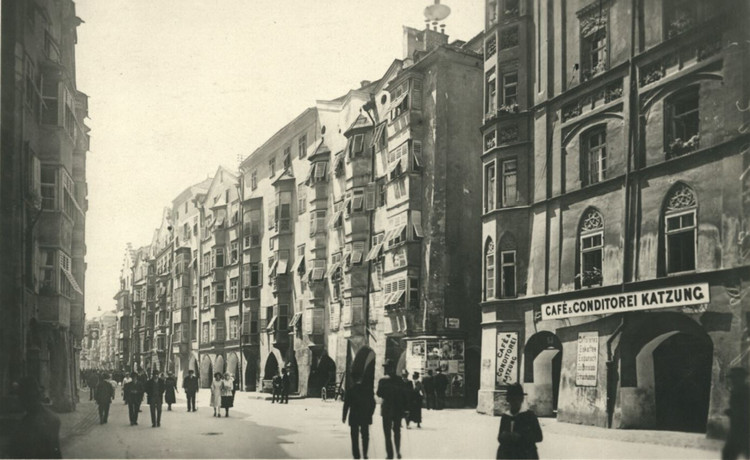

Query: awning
277;256;289;275
328;209;343;228
389;92;408;112
350;247;363;264
214;215;225;228
309;267;325;281
412;220;424;238
351;194;363;212
63;269;83;295
386;224;406;247
333;154;345;176
290;312;303;330
385;290;405;308
388;159;403;179
266;315;277;332
365;242;384;261
291;254;305;274
326;261;341;280
371;122;387;147
269;259;278;278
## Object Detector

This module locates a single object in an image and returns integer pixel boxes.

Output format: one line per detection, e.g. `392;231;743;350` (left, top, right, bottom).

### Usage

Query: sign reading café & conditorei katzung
541;283;710;320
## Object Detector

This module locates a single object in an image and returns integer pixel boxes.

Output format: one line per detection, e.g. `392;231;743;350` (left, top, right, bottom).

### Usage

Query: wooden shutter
365;183;377;210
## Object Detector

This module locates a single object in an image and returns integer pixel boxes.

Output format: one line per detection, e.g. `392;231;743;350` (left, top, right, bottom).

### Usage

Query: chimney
360;80;372;88
403;25;449;61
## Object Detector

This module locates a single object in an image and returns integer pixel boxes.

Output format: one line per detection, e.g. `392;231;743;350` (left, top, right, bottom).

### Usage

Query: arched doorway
226;353;240;391
286;354;299;394
244;349;258;392
215;355;225;375
199;355;213;388
309;352;337;397
523;331;562;417
264;353;279;380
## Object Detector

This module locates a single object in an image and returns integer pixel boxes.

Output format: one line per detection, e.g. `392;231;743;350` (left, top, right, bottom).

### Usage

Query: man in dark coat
422;370;436;410
94;373;115;424
497;383;542;459
434;368;449;410
376;360;407;459
281;367;291;404
182;369;200;412
164;372;178;411
86;372;99;401
272;372;282;403
9;378;62;459
723;367;749;460
123;372;143;426
144;371;166;427
343;370;376;460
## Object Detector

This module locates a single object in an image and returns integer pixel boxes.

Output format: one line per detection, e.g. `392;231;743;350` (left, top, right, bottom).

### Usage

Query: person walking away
9;377;62;459
343;370;376;459
164;372;178;411
144;371;166;427
210;373;223;417
271;372;282;403
86;372;99;401
221;373;234;417
723;367;749;460
124;372;143;426
281;367;291;404
377;359;407;459
496;383;542;459
94;374;115;424
137;371;148;412
434;368;449;410
400;370;414;429
182;369;199;412
422;370;435;410
410;372;423;428
121;373;132;405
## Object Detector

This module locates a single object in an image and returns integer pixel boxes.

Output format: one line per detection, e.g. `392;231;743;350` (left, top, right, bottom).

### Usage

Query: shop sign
575;332;598;387
445;317;460;329
496;332;518;386
541;283;710;320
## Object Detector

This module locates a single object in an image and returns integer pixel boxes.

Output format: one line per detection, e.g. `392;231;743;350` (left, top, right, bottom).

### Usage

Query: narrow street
61;391;723;459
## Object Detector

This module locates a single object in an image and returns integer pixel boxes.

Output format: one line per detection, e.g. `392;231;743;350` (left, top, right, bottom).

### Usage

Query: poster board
575;332;598;387
496;332;518;386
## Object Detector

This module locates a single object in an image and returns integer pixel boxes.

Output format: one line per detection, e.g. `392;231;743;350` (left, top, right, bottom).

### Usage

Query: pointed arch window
578;208;604;288
485;239;496;300
664;184;697;274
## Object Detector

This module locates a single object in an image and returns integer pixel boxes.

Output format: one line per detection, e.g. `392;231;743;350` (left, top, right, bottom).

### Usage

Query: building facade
479;0;750;437
1;0;89;411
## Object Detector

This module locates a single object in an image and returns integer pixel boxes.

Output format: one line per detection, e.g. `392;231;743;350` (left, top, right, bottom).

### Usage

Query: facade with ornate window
478;0;749;439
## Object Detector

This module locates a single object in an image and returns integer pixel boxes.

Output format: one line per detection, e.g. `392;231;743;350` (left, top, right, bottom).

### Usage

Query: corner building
479;0;750;437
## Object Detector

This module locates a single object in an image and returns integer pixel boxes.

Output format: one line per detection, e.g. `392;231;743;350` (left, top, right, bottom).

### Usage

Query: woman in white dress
220;373;234;417
210;373;223;417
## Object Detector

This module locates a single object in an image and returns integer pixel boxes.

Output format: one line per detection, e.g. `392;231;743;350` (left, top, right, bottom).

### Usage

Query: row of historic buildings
80;311;117;371
1;0;89;411
478;0;749;438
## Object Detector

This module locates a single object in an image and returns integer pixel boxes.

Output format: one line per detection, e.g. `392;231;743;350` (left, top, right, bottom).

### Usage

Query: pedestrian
123;372;143;426
281;367;291;404
496;383;542;459
376;359;407;460
722;367;749;460
94;373;115;424
9;377;62;459
271;372;282;403
182;369;199;412
422;369;436;410
122;373;132;405
137;370;148;412
409;372;423;428
164;372;178;411
343;370;376;460
210;372;223;417
144;371;166;427
400;370;414;429
86;371;99;401
434;368;449;410
221;372;235;417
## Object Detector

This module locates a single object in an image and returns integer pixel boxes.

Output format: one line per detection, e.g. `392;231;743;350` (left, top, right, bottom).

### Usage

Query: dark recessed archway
524;331;562;416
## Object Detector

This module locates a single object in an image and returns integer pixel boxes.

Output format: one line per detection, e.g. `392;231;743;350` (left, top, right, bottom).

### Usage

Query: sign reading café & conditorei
541;283;710;320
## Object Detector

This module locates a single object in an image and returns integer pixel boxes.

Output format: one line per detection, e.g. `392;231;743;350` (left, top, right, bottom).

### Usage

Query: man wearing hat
723;367;749;460
496;383;542;459
376;359;408;459
144;371;166;427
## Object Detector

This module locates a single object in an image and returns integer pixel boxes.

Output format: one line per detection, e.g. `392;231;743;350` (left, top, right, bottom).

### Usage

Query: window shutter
242;312;251;335
217;321;226;341
412;141;422;170
365;183;377;210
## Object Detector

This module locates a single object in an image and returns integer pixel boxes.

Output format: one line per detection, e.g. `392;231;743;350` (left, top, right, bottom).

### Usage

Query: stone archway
226;352;240;390
199;355;213;388
214;355;225;376
523;331;562;416
263;352;280;380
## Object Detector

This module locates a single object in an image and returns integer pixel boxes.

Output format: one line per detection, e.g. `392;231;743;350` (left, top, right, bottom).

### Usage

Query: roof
240;107;318;170
344;113;373;136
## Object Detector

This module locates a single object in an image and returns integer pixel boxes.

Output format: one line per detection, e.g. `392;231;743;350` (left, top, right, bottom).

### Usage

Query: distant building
478;0;750;437
1;0;89;411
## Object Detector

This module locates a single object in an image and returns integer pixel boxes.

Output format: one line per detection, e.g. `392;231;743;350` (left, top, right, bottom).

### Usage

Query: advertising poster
576;332;599;387
496;332;519;386
440;340;454;359
426;341;441;360
411;341;425;357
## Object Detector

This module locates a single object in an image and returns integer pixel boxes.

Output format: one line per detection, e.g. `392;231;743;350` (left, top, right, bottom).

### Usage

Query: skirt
221;395;234;408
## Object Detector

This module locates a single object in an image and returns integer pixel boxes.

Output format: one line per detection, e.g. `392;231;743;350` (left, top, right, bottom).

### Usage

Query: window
502;72;518;108
378;180;387;207
408;277;419;309
269;158;276;178
501;159;518;207
580;9;608;80
387;214;408;247
213;247;224;268
298;134;307;158
311;161;328;183
488;0;498;25
500;251;516;297
41;77;58;125
665;0;699;38
39;248;55;292
229;316;239;340
503;0;519;16
230;241;239;264
485;240;495;300
349;134;364;157
192;320;197;341
485;35;497;60
485;68;497;115
40;166;57;210
583;128;607;185
666;86;700;158
277;191;292;232
310;209;326;236
229;278;238;301
578;208;604;288
201;322;210;343
393;179;407;200
214;283;225;304
202;252;211;275
278;304;289;331
485;162;496;212
251;171;257;190
351;189;364;212
297;183;307;214
500;26;519;49
664;184;697;274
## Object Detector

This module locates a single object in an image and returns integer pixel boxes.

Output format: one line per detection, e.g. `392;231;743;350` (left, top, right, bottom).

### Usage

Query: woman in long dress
164;372;178;411
210;373;223;417
220;373;234;417
410;372;423;428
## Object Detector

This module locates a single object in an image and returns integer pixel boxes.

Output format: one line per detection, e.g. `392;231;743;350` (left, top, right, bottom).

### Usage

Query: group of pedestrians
120;370;178;427
210;372;237;417
271;367;291;404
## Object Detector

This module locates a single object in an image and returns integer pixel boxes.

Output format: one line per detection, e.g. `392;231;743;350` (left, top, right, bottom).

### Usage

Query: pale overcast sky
76;0;483;317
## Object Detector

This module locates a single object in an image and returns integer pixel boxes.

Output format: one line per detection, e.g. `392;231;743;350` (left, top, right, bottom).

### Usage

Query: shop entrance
523;331;562;416
199;355;212;388
243;349;258;392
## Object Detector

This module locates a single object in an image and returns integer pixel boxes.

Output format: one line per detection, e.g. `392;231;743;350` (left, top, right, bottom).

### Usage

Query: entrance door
653;333;712;432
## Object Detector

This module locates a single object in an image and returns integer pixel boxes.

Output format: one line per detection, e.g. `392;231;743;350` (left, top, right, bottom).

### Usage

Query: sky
75;0;483;317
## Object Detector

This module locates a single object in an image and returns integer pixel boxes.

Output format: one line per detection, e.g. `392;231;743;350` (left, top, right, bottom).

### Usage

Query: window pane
502;266;515;297
582;249;602;272
668;230;695;273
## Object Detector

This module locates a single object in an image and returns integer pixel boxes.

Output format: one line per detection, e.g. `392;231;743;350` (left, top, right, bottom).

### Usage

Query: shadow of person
8;377;62;459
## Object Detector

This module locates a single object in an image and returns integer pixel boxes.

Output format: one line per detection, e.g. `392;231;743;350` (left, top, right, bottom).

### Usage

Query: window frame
583;128;607;186
485;240;496;300
664;209;697;275
485;161;496;212
500;250;517;298
501;159;518;207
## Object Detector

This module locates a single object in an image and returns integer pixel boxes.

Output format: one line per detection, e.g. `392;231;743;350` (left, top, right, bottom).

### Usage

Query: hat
506;383;526;399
